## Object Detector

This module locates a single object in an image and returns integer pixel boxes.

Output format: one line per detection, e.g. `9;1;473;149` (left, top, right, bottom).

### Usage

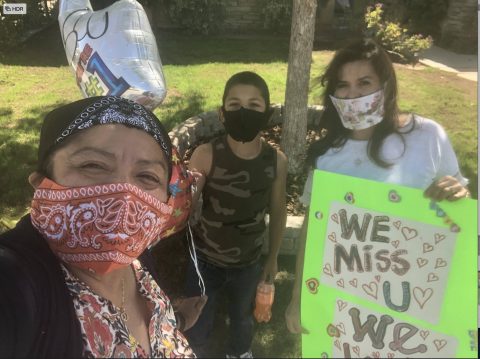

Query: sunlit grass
1;28;476;234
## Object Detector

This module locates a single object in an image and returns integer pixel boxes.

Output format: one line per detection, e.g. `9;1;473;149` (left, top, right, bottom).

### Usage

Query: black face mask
222;107;270;143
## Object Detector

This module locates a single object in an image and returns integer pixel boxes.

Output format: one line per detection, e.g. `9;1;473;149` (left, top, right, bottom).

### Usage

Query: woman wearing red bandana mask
0;96;205;357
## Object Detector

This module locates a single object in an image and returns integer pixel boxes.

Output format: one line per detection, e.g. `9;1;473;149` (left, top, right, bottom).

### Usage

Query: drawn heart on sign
328;232;337;243
349;278;358;288
416;258;428;268
419;330;430;340
352;346;360;356
326;323;340;338
337;300;347;312
393;221;401;230
344;192;355;204
434;233;446;244
435;258;447;269
334;339;341;350
331;213;339;223
323;263;333;277
450;224;460;233
413;287;434;309
436;208;446;217
336;279;345;288
388;190;401;202
427;273;439;282
374;275;381;283
401;226;418;241
391;240;400;248
387;353;395;359
306;278;319;294
371;351;380;358
433;339;447;352
423;243;434;254
336;322;346;335
362;281;378;299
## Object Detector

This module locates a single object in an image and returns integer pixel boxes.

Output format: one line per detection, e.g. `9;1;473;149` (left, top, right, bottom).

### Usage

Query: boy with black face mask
184;71;288;358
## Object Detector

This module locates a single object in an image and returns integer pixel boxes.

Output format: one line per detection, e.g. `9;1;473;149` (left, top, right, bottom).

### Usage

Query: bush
166;0;225;35
366;0;449;41
260;0;292;34
365;3;432;64
0;13;24;50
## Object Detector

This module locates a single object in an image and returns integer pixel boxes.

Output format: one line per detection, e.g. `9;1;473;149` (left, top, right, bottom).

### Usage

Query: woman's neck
349;113;412;140
226;134;263;159
350;126;375;140
65;264;133;303
398;112;413;128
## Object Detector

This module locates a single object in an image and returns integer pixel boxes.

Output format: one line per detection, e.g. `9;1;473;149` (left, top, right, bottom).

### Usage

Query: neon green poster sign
301;170;478;358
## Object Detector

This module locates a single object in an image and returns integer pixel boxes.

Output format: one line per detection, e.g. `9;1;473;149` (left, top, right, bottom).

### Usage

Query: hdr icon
2;3;27;15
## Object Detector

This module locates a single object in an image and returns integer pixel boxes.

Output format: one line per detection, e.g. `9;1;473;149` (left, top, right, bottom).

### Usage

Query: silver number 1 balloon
59;0;167;110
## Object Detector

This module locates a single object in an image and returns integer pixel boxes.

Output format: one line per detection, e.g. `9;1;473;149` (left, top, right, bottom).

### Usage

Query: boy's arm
261;150;288;283
187;143;212;212
285;210;309;334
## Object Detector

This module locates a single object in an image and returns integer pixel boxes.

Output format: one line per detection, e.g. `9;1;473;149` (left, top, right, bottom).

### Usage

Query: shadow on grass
152;236;301;358
460;159;478;200
0;101;69;227
251;256;301;358
0;24;67;67
1;25;289;67
0;108;13;117
158;91;207;131
158;31;289;66
201;255;301;358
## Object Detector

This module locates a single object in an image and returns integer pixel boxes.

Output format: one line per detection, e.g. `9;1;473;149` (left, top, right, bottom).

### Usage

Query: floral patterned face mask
30;149;193;275
329;88;385;131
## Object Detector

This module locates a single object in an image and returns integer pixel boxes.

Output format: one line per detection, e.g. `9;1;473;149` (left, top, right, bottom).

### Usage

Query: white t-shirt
300;115;468;205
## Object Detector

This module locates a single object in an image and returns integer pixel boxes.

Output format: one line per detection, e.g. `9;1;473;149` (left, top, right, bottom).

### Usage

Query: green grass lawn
0;24;477;358
1;26;477;229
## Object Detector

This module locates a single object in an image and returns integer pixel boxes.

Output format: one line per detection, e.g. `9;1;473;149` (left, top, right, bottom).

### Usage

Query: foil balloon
58;0;166;109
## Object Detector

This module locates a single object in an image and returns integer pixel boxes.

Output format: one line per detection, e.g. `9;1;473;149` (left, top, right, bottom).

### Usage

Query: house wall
223;0;264;32
151;0;478;54
440;0;478;53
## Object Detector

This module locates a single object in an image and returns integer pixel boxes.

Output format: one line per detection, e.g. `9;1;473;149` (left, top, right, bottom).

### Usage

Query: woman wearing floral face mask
0;96;206;357
285;39;470;334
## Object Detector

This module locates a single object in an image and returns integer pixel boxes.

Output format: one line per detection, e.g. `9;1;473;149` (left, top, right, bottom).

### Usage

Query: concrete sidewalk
419;45;478;82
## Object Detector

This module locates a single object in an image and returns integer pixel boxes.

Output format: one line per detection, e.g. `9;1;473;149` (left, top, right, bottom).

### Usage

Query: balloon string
187;222;205;297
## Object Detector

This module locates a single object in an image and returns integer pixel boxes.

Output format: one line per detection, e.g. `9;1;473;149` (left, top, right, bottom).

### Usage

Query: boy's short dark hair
222;71;270;111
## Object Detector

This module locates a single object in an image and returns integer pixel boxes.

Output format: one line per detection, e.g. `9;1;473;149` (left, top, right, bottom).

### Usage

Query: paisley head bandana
31;147;193;274
329;88;385;131
38;96;172;178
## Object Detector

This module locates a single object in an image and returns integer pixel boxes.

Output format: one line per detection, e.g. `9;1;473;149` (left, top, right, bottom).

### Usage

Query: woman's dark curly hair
307;38;408;168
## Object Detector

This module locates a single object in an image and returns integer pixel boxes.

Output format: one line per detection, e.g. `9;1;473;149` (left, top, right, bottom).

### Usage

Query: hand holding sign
58;0;166;109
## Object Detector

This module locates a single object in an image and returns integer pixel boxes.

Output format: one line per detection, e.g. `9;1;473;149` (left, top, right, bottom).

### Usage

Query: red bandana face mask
30;150;192;274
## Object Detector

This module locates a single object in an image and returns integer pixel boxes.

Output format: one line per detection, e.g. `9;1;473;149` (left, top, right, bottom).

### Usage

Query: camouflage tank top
193;136;277;267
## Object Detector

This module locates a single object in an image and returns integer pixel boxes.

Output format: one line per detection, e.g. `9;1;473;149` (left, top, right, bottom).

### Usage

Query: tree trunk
281;0;317;175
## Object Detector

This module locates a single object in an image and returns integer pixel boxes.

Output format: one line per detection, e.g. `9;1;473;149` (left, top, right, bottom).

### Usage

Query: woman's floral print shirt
61;261;195;358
